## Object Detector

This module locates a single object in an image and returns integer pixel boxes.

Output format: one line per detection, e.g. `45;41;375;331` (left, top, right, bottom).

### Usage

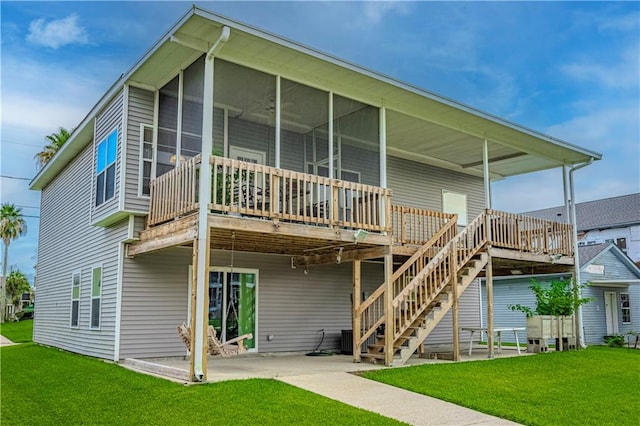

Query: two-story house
30;6;601;382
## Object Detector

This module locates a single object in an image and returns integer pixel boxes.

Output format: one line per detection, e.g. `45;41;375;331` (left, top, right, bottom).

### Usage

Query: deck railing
148;155;200;226
486;209;574;256
147;155;392;232
391;206;456;245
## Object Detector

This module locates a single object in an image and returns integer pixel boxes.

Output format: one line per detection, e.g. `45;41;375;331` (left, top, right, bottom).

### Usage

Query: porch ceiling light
510;269;523;275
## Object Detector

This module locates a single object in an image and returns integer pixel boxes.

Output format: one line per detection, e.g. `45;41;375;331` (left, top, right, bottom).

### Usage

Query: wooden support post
352;257;362;363
384;250;394;366
451;241;460;361
486;253;494;359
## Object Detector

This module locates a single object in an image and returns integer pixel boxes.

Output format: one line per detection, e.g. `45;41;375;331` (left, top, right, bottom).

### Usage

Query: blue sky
1;1;639;283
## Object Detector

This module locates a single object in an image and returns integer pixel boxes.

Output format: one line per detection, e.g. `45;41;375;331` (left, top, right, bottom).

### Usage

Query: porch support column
451;241;460;361
483;138;491;209
352;257;362;363
486;253;495;359
328;92;334;179
379;105;387;188
275;76;281;168
384;249;394;366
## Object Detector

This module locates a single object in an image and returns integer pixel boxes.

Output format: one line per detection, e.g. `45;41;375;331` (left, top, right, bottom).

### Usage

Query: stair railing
355;215;458;352
391;212;489;344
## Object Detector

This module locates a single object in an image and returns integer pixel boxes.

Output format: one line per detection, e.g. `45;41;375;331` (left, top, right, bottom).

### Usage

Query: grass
0;319;33;343
362;347;640;425
1;344;402;425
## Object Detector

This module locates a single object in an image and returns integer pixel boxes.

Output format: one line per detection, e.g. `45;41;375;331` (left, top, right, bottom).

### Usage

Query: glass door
209;269;257;350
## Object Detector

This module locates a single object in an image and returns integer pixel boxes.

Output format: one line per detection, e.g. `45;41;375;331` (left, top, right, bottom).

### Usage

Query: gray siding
424;281;482;345
581;250;640;344
92;89;124;223
124;85;154;212
118;249;479;356
387;156;485;219
119;247;192;358
34;144;128;360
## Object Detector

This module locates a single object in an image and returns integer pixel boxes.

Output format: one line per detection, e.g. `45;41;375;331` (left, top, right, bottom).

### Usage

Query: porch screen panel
280;79;328;173
333;95;380;186
181;55;204;161
157;76;179;176
213;59;276;165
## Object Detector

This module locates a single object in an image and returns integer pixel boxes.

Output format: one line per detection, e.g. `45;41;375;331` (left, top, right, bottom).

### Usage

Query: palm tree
35;127;71;167
1;203;27;323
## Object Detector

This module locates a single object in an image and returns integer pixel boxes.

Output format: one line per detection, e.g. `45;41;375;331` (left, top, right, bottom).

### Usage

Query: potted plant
508;279;593;352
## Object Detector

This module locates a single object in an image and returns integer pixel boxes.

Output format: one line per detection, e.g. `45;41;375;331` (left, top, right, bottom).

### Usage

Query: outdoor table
460;326;526;356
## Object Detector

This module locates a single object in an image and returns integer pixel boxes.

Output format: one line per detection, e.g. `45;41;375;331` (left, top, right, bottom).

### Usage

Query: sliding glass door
209;269;257;350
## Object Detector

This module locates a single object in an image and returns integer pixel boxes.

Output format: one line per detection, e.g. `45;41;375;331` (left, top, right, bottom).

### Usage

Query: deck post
352;257;362;362
384;249;394;365
451;241;460;361
486;252;495;359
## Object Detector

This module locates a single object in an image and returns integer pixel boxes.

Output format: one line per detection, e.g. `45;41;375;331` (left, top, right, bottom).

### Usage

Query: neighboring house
30;6;601;381
524;193;640;263
481;243;640;345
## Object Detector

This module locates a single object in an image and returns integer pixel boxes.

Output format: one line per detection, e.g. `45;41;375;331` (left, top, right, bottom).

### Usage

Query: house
524;193;640;263
480;242;640;345
30;6;602;381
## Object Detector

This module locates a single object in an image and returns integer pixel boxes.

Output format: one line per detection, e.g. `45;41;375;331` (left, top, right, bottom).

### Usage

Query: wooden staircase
355;212;490;366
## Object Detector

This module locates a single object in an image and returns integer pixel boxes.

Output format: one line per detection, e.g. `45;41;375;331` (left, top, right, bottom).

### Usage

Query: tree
35;127;71;167
5;270;30;311
1;203;27;323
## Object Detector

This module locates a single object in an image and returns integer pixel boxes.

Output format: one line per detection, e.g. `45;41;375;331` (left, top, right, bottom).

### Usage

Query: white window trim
95;127;118;207
90;265;103;330
621;292;631;324
70;271;81;329
138;123;155;198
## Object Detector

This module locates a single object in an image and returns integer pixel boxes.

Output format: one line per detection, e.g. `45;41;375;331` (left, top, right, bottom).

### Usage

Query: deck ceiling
128;9;601;181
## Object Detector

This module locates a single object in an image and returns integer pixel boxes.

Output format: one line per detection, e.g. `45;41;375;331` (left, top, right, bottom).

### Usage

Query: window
616;237;627;253
96;129;117;206
442;190;467;226
90;267;102;329
621;293;631;324
70;272;81;328
140;125;154;196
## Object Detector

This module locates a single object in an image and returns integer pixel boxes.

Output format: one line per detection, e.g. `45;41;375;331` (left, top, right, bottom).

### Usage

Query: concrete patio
121;343;530;383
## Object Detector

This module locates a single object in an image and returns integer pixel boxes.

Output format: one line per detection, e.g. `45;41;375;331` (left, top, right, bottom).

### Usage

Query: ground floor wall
118;248;482;359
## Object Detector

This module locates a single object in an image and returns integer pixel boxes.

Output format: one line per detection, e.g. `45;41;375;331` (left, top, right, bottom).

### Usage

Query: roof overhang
31;5;602;191
589;280;640;288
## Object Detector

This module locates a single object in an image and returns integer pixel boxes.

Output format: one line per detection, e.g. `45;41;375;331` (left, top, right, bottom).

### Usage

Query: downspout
192;26;231;382
569;157;594;349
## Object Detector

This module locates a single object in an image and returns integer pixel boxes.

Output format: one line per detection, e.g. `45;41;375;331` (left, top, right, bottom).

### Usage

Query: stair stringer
392;252;489;366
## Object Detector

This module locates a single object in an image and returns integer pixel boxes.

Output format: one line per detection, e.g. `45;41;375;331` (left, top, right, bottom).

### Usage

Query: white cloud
26;14;89;49
597;10;640;32
561;45;640;90
361;1;410;25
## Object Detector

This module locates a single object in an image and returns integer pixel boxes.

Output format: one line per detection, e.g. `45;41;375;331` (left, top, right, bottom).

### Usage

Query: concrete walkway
0;335;17;347
279;372;518;426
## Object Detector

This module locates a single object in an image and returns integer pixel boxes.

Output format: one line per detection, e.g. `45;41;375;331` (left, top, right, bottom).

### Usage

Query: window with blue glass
96;129;117;206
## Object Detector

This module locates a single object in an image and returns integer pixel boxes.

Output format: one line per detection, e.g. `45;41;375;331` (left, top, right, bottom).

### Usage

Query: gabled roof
579;242;640;277
30;5;602;191
524;193;640;231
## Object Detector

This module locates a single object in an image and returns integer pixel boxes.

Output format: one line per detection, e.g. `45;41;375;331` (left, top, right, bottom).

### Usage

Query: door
209;268;257;350
604;292;619;335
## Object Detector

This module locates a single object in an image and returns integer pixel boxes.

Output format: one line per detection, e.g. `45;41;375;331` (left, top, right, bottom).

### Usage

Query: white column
483;138;491;209
192;54;215;381
379;105;387;188
275;76;281;168
328;92;334;178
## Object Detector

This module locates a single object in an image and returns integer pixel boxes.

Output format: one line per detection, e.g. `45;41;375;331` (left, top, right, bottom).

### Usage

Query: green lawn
0;319;33;343
1;344;402;425
362;347;640;425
